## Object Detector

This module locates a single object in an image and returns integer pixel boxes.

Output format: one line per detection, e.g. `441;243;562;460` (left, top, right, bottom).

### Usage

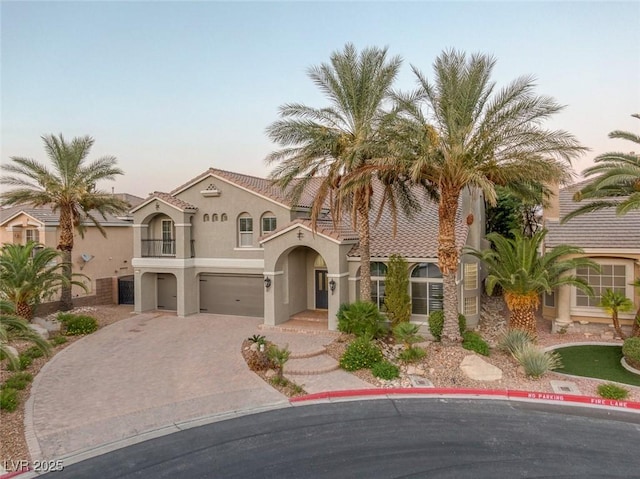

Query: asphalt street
41;398;640;479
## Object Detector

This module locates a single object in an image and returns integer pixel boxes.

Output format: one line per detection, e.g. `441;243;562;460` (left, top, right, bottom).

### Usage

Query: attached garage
199;273;264;317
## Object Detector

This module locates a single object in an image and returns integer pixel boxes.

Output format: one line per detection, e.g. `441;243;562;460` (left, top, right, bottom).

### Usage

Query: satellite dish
81;253;94;262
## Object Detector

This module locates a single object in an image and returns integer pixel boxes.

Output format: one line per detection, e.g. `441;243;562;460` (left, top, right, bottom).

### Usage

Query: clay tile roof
546;181;640;249
0;205;132;226
151;192;198;211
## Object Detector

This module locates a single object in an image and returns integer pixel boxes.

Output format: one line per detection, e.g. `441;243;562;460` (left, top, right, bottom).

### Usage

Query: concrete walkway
26;313;290;461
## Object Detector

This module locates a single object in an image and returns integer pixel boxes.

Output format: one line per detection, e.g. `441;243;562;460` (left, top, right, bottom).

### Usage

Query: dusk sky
2;1;639;198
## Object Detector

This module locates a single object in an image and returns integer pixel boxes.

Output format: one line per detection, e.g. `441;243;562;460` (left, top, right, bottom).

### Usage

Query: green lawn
554;345;640;387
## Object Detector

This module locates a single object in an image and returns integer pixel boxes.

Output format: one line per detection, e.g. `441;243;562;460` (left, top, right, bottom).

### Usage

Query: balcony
141;240;195;258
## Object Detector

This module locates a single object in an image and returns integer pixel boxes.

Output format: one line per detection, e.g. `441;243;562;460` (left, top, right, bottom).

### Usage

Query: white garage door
199;274;264;317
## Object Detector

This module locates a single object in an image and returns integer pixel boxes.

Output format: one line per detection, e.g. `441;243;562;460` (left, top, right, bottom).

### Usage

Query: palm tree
386;49;586;342
631;279;640;338
563;114;640;221
0;242;86;320
466;229;597;337
0;134;128;310
0;301;51;370
265;44;406;301
599;289;634;340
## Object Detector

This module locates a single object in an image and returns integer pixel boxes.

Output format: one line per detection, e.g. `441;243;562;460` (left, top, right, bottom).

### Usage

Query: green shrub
0;388;19;412
398;347;427;363
371;361;400;380
50;335;68;346
248;334;266;345
597;383;629;400
7;354;32;371
2;373;33;391
23;346;45;359
622;337;640;368
513;344;562;378
498;329;534;355
393;322;422;350
62;314;98;335
384;255;411;326
267;344;291;379
340;337;383;371
462;331;490;356
428;311;467;341
337;301;386;339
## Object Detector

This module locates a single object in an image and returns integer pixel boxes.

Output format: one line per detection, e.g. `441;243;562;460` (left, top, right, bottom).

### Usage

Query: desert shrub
462;331;490;356
2;372;33;391
62;314;98;335
23;346;45;359
384;255;411;326
246;350;274;372
337;301;385;339
50;335;68;346
267;344;291;379
428;311;467;341
513;344;562;378
340;337;383;371
248;334;266;346
498;329;534;355
393;322;422;350
371;361;400;380
622;337;640;368
597;383;629;400
398;346;427;363
6;354;32;371
0;388;19;412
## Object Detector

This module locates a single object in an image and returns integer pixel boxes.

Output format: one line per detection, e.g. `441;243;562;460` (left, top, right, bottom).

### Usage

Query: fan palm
467;229;597;337
0;134;128;310
0;301;51;370
0;242;86;320
266;44;412;301
599;289;634;340
385;49;586;342
563;114;640;221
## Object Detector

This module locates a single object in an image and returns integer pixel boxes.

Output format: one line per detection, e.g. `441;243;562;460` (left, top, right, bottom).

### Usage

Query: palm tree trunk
438;188;462;343
356;205;372;303
632;307;640;337
58;206;74;311
16;301;33;321
611;311;627;340
504;292;539;337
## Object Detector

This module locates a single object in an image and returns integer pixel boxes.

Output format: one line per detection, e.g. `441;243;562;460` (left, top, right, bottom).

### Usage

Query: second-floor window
261;213;277;235
25;228;40;244
238;214;253;247
162;219;174;255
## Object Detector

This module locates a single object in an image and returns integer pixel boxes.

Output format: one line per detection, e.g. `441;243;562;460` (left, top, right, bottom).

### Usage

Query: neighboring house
543;181;640;330
0;194;143;303
131;168;485;331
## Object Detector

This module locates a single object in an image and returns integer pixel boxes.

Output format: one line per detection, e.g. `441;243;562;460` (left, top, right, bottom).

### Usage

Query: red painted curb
0;468;31;479
290;388;640;411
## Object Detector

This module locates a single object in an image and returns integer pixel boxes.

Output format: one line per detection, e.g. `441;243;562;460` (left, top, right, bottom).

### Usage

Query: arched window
261;211;277;235
212;213;219;222
221;213;228;222
371;262;387;310
410;263;443;316
238;213;253;247
203;214;210;222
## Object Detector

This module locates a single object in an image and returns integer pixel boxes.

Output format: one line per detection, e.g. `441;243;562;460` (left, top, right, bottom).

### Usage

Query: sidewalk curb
289;387;640;413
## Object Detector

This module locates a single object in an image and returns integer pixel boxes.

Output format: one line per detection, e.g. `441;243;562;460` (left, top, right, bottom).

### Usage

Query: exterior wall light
264;276;272;289
329;279;336;293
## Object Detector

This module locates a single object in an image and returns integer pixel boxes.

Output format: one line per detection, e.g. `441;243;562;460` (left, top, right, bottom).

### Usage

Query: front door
315;269;328;309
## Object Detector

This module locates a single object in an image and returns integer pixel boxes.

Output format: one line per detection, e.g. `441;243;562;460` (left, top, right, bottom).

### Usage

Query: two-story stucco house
131;168;486;331
543;181;640;331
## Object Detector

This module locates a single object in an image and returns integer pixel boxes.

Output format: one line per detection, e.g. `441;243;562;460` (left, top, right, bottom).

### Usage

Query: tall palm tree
563;114;640;221
0;134;128;310
0;242;86;320
266;44;405;301
387;49;586;342
599;289;634;340
467;229;597;337
0;301;51;371
632;279;640;338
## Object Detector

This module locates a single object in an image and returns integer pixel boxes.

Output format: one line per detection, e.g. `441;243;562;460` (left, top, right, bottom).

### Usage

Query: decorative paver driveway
26;313;288;460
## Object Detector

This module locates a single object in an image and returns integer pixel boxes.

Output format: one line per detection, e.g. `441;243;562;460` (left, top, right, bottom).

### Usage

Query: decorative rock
249;342;259;352
406;365;425;376
28;323;49;340
264;369;276;379
5;345;18;359
32;317;61;333
601;331;614;340
460;354;503;381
